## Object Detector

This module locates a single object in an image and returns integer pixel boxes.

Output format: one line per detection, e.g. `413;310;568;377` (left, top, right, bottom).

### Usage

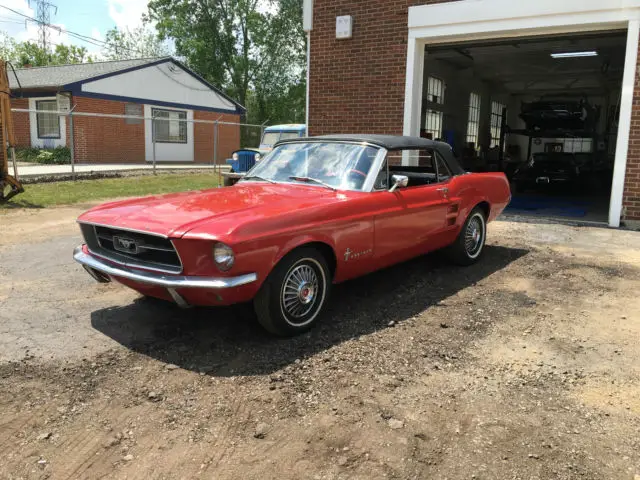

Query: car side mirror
389;174;409;192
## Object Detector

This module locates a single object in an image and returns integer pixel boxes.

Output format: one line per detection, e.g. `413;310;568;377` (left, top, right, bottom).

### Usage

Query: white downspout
306;30;311;132
303;0;313;134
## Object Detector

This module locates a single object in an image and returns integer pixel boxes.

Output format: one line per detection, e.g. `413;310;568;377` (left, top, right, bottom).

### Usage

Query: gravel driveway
1;206;639;479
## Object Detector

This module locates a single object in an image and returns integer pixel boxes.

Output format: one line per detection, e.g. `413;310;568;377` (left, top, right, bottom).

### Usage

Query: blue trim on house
61;57;246;114
12;90;62;99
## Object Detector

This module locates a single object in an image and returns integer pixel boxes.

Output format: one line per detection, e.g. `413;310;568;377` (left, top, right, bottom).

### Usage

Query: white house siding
80;62;238;112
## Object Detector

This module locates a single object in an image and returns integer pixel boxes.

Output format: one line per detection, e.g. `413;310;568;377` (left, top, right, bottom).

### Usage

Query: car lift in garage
0;59;23;203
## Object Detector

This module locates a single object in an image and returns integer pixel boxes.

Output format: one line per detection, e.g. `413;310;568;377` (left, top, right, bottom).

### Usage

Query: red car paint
77;172;510;307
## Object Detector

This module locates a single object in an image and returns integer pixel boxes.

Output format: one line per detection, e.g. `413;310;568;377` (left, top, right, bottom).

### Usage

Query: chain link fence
11;107;265;186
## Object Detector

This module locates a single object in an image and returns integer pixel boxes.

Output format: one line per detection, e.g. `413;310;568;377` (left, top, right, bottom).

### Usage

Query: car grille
236;151;257;172
79;223;182;274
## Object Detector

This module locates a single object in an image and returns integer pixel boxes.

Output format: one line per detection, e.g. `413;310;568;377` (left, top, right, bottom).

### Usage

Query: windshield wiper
288;176;337;191
242;175;277;184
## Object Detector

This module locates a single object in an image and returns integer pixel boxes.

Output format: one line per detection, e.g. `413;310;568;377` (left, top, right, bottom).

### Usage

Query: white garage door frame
403;0;640;228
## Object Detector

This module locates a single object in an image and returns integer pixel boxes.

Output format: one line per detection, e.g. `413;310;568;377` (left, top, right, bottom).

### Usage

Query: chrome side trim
74;246;257;289
78;221;170;239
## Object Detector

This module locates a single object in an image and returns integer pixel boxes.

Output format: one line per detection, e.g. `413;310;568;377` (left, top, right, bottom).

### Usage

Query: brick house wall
10;96;241;165
71;96;145;164
11;98;30;146
309;0;640;222
194;110;241;164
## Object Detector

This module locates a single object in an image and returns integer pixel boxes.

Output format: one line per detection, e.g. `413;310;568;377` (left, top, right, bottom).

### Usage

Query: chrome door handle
436;187;449;194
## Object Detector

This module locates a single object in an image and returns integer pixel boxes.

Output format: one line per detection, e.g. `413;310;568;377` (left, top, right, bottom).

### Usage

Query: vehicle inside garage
421;31;626;223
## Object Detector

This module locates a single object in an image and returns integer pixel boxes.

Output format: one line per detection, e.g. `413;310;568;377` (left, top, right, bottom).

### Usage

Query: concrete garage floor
1;206;639;479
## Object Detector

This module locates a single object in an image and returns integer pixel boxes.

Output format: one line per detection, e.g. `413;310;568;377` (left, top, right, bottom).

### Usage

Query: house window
427;77;445;104
424;110;443;140
36;100;60;139
490;101;506;148
152;108;187;143
466;92;481;146
563;138;593;153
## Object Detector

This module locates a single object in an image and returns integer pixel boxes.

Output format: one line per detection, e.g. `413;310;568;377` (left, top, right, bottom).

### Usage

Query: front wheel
448;207;487;266
253;248;332;336
223;170;236;187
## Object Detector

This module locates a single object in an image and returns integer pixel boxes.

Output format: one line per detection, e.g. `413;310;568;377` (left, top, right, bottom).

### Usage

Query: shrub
15;146;71;165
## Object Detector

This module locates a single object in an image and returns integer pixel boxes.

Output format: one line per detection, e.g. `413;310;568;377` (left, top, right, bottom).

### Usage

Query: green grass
1;173;221;210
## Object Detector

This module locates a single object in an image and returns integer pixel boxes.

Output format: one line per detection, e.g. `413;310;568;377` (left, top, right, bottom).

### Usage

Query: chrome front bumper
73;245;257;289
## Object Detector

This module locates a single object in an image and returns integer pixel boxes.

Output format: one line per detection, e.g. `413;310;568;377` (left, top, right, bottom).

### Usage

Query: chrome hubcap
465;215;484;256
282;264;319;320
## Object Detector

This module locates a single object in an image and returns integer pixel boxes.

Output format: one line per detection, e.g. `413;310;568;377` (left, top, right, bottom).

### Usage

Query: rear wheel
448;207;487;266
253;248;331;336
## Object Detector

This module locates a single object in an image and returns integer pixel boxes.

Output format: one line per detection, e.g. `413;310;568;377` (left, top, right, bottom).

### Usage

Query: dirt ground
1;206;639;480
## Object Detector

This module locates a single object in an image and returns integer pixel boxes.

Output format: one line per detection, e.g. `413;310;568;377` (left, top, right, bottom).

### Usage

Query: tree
147;0;306;122
51;44;93;64
0;32;94;67
102;26;173;60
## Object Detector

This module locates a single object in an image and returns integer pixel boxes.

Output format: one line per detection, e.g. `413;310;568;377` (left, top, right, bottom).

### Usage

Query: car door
372;149;453;267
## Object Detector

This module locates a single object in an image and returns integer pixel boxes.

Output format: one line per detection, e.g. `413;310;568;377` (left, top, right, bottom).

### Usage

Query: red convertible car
74;135;510;336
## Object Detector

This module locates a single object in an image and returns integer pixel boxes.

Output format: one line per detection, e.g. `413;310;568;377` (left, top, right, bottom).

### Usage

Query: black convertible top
276;134;465;176
311;134;442;151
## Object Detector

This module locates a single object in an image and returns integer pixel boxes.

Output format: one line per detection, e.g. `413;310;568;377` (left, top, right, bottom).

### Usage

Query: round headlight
255;153;262;161
232;153;239;161
213;243;234;271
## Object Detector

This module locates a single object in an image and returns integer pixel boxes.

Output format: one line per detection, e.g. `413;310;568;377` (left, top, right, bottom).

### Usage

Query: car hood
78;183;346;238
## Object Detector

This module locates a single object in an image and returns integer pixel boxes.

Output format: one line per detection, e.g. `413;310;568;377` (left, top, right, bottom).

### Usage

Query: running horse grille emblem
113;236;139;255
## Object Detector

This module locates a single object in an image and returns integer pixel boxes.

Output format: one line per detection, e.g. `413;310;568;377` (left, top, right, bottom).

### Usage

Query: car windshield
279;131;303;141
260;132;281;146
243;142;380;191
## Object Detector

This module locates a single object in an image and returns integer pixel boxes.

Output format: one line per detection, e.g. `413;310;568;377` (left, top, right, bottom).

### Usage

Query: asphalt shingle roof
8;57;167;89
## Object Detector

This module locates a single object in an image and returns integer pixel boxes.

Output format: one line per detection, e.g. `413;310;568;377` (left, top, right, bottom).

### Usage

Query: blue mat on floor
506;195;591;218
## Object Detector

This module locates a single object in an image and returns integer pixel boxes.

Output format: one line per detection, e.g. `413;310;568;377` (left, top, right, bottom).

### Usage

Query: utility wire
0;4;151;57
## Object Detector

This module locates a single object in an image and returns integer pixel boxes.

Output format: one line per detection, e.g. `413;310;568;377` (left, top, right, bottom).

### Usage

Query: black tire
448;207;487;266
253;248;332;336
223;170;236;187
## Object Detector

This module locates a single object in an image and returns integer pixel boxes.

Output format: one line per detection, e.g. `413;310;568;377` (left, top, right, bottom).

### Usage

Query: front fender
272;234;338;267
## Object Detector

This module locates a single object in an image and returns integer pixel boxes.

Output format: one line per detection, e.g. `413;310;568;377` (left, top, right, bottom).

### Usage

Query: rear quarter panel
449;172;511;226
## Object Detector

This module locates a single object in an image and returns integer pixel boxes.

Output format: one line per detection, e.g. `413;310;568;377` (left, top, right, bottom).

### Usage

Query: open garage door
420;31;625;224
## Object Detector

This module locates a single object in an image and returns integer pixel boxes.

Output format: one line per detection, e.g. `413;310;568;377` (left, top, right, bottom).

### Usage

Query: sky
0;0;150;56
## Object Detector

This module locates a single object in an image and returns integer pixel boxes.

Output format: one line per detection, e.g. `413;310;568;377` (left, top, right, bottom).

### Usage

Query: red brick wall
309;0;450;137
71;96;145;164
11;95;241;165
194;111;241;163
623;39;640;222
11;98;30;147
309;0;640;222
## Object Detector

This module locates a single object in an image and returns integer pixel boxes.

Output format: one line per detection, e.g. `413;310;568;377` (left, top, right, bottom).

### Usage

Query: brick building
9;57;244;164
307;0;640;228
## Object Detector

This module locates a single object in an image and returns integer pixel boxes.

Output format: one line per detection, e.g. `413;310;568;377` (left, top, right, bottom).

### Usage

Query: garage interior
421;31;626;223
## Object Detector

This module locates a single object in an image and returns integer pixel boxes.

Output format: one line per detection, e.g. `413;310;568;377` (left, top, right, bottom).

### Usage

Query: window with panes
466;92;481;146
424;77;445;139
490;101;506;148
